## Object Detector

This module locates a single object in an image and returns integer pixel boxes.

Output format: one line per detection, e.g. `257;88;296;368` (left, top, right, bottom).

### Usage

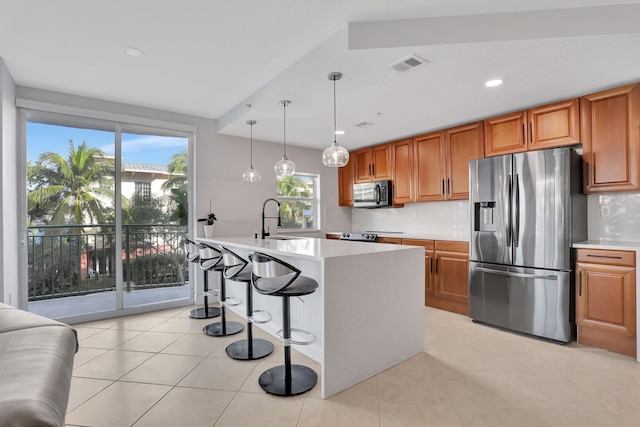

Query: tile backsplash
588;193;640;242
351;200;470;236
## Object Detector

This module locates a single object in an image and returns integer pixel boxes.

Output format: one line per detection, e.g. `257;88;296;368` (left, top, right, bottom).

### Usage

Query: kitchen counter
326;231;470;242
573;240;640;362
199;236;425;398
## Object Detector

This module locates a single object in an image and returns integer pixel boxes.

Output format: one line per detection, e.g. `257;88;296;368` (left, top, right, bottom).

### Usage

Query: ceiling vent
354;121;373;128
388;54;427;73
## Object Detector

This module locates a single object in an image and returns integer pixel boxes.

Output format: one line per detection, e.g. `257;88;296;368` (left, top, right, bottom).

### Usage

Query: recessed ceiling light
124;47;145;57
485;79;503;88
334;130;345;135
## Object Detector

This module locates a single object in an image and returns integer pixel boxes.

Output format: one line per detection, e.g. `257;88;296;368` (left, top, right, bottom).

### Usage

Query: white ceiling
1;0;640;151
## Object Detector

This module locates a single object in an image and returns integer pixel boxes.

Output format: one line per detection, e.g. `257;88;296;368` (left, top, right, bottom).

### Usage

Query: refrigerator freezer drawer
469;262;573;343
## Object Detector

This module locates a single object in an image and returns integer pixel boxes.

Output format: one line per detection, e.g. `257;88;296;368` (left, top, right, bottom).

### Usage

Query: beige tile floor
66;306;640;427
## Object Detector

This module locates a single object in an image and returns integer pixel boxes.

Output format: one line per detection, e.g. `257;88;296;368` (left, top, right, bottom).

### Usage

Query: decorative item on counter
274;100;295;177
243;120;262;182
322;72;350;167
198;200;217;238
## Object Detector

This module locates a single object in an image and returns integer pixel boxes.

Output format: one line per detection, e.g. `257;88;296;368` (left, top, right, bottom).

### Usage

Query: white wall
196;129;351;239
0;58;18;305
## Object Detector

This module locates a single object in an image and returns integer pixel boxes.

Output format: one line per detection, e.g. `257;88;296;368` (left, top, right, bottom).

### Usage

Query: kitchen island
199;236;424;398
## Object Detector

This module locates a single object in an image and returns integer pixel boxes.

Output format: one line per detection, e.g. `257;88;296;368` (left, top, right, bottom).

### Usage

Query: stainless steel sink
266;236;303;240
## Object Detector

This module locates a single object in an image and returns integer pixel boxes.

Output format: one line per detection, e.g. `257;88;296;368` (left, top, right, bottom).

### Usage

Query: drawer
401;239;435;250
435;240;469;254
576;248;635;267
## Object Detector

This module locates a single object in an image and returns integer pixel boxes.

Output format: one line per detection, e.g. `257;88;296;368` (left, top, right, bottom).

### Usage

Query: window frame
276;172;321;232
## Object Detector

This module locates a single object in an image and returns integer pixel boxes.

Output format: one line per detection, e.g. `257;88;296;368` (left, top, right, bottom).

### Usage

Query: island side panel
322;247;424;398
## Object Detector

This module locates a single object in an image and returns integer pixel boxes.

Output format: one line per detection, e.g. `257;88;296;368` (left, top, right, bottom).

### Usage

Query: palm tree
162;149;187;191
28;140;115;225
276;175;313;228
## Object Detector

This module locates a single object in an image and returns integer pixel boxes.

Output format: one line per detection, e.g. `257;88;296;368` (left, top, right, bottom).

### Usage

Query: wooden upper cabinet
484;111;528;157
528;98;580;150
445;121;484;200
353;148;373;183
337;157;354;206
581;83;640;193
353;144;391;183
413;122;484;202
414;131;446;202
391;138;414;205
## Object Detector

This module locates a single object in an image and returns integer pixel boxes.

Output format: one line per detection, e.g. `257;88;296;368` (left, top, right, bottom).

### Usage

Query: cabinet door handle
372;164;375;177
522;124;525;145
579;271;582;296
435;258;439;274
585;161;589;186
447;178;451;196
441;179;445;196
586;254;623;260
529;122;533;144
429;258;433;273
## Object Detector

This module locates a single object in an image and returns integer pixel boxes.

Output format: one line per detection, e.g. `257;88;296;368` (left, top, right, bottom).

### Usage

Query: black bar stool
249;252;318;396
185;238;220;319
220;247;274;360
200;242;244;337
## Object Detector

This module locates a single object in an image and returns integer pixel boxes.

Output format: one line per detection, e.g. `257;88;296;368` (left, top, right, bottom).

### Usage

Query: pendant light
322;72;350;167
274;100;296;176
242;120;261;182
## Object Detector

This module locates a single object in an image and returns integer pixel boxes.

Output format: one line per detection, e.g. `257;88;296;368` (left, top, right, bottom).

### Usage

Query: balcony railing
27;224;188;301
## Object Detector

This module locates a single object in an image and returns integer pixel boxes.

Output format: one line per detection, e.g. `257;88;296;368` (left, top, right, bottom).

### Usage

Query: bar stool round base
258;364;317;396
225;338;274;360
202;321;244;337
189;307;221;319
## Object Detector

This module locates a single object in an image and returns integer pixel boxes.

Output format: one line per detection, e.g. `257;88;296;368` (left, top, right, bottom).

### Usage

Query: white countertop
199;236;420;261
326;231;469;242
573;240;640;251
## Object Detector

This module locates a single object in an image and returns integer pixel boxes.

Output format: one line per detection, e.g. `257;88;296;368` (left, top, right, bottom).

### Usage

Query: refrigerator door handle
506;174;512;247
513;174;520;248
476;266;558;281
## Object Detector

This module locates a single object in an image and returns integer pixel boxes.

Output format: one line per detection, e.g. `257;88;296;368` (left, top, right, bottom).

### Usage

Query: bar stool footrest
276;328;316;345
250;309;272;324
223;297;242;307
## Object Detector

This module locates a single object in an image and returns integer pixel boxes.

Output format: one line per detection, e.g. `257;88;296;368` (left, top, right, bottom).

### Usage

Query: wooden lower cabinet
378;237;403;245
432;240;469;315
400;238;468;314
401;239;435;306
576;248;636;357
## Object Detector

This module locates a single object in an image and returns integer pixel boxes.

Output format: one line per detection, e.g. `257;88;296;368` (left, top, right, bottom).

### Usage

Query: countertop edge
573;240;640;252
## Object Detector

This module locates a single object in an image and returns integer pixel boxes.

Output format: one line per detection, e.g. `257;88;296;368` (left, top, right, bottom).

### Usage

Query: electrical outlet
461;209;468;219
600;206;610;217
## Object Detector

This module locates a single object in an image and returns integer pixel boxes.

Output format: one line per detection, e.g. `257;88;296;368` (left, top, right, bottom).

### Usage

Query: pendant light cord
283;101;287;158
250;122;254;167
333;77;337;144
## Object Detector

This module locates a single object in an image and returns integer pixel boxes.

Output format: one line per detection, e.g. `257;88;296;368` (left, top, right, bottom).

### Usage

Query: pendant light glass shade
274;100;295;176
322;72;349;167
243;120;261;182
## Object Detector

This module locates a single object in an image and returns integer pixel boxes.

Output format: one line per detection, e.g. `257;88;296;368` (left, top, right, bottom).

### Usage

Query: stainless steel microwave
353;180;393;208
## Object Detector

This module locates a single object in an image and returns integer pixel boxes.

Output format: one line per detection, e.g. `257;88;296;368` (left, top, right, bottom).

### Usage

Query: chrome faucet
261;198;281;239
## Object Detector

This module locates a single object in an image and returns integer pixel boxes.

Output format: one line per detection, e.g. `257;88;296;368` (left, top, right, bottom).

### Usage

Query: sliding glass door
24;114;191;320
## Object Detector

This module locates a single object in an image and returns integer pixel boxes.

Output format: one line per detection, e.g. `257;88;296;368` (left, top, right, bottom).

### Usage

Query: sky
27;122;188;166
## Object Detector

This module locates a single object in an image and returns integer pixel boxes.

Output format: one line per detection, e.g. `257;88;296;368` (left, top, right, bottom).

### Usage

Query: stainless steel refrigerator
468;146;586;343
